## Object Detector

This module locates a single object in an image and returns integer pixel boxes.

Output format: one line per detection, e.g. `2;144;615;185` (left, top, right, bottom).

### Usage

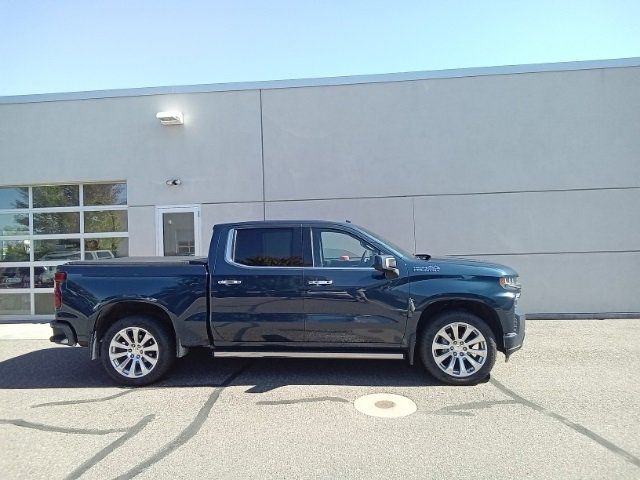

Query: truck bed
65;256;208;266
57;257;210;348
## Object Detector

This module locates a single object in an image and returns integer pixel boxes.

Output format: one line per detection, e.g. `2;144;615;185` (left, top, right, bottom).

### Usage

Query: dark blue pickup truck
51;220;524;386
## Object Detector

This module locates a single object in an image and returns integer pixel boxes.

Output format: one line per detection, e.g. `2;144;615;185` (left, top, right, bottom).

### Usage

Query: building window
0;182;128;319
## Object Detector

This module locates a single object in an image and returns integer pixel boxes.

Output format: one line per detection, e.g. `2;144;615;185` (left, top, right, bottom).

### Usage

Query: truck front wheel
100;315;175;386
419;311;497;386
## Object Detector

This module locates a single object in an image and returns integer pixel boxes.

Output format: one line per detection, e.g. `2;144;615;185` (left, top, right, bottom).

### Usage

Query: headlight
499;275;521;291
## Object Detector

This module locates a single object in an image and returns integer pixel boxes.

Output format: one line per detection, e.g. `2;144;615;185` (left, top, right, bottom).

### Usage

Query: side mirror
373;255;399;278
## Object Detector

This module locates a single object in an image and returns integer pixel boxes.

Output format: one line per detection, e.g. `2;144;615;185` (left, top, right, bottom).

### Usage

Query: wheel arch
413;298;504;360
92;300;181;359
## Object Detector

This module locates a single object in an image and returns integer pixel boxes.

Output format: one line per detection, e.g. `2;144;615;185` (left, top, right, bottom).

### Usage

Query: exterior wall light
165;179;182;186
156;111;184;125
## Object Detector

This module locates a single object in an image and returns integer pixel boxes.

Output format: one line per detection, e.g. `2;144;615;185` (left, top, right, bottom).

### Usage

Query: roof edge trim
1;57;639;105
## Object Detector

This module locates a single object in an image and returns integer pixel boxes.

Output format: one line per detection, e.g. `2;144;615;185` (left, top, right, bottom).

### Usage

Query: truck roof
213;220;355;229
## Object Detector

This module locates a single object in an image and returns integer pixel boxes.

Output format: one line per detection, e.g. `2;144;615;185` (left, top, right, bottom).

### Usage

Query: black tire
419;310;497;386
100;315;175;386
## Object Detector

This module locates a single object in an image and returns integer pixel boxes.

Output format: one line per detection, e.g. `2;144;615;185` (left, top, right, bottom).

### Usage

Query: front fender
407;275;518;350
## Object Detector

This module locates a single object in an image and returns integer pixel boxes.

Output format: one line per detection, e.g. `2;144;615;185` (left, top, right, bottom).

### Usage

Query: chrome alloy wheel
431;322;487;378
108;327;159;378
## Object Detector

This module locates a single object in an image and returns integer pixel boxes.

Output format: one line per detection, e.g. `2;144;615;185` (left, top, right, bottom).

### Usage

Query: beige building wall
1;60;639;315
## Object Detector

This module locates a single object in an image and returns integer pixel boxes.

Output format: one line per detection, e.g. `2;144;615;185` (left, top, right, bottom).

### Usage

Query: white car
41;250;116;261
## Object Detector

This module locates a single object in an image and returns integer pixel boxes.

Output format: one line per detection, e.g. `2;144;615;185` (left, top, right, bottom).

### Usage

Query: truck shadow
0;346;442;390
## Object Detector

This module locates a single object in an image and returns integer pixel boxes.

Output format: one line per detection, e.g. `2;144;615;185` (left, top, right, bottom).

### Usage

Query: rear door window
233;228;303;267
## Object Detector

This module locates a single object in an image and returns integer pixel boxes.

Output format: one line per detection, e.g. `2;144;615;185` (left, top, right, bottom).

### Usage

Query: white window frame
155;205;202;257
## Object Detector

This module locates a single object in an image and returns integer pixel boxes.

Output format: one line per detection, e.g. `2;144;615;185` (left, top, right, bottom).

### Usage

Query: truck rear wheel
100;315;175;386
419;310;497;386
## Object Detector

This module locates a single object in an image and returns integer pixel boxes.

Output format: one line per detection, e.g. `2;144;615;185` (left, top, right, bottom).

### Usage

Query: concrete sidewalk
0;323;52;340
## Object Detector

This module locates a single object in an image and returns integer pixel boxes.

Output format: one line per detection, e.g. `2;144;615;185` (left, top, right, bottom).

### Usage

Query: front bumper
49;320;77;346
503;312;525;359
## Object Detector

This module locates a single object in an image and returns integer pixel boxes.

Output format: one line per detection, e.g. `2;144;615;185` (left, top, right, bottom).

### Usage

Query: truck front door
211;225;305;343
303;226;409;344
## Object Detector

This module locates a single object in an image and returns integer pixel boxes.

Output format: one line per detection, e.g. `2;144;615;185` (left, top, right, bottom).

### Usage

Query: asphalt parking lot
1;320;639;479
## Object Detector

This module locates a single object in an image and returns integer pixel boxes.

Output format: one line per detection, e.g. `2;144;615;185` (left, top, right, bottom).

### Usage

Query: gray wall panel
0;91;264;205
201;202;264;251
261;67;640;201
265;197;415;253
127;206;156;256
466;252;640;314
414;188;640;255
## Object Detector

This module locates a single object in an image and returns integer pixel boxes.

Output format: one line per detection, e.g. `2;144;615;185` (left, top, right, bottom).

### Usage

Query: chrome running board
214;351;405;360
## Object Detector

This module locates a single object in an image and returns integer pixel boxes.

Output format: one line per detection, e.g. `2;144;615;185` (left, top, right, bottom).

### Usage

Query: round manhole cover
354;393;417;418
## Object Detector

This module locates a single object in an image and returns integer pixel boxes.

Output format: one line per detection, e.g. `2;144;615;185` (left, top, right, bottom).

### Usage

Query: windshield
356;225;416;259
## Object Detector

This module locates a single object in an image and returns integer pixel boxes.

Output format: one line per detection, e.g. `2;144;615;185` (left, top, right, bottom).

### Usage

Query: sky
1;0;639;96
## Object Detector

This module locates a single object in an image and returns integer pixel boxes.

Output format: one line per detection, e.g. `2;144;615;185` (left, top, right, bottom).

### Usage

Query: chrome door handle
308;280;333;286
218;279;242;285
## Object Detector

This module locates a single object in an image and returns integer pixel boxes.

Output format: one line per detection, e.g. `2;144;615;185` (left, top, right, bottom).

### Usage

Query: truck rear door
210;225;306;343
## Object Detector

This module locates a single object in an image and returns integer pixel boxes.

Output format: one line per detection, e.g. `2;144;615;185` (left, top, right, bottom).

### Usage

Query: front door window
313;228;379;268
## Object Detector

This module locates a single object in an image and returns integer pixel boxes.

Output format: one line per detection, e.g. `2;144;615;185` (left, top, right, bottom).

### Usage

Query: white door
155;205;201;256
